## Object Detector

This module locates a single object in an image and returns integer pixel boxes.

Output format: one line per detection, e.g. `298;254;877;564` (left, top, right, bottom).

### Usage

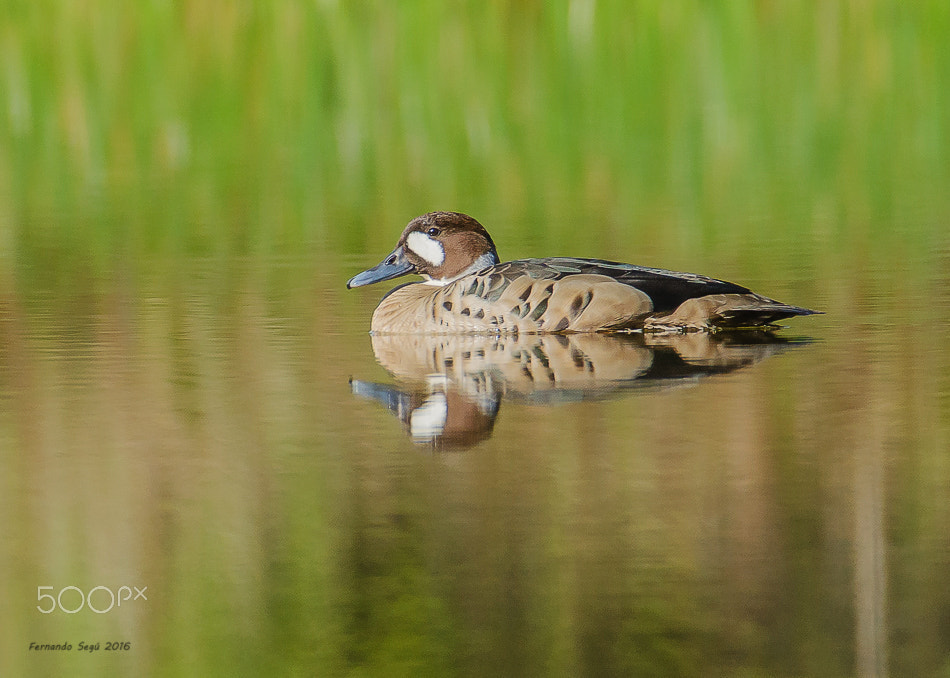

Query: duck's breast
370;273;653;333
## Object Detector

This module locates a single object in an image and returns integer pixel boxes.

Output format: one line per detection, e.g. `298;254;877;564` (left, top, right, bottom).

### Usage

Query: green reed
0;1;948;269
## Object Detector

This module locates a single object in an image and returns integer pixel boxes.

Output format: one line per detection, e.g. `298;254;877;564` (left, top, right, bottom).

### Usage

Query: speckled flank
372;272;654;333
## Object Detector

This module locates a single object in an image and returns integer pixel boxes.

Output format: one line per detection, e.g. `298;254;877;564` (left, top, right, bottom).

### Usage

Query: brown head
347;212;500;288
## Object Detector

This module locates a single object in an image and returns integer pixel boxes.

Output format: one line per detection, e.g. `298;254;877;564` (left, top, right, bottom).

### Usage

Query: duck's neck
422;252;498;286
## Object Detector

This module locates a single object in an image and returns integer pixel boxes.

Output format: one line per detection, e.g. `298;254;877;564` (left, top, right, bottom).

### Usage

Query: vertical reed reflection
852;363;890;678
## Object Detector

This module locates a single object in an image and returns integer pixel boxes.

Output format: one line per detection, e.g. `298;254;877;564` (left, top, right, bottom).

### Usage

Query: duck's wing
489;257;752;312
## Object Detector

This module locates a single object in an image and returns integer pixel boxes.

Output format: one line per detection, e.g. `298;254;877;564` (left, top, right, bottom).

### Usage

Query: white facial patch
405;231;445;267
409;393;448;442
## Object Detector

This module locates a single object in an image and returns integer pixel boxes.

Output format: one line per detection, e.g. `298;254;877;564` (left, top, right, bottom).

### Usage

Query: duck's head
347;212;500;288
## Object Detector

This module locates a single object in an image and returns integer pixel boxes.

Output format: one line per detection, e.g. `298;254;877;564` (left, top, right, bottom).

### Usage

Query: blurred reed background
1;1;947;271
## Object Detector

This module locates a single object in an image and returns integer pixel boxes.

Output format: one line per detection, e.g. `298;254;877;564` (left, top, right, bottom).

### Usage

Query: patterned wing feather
489;258;751;312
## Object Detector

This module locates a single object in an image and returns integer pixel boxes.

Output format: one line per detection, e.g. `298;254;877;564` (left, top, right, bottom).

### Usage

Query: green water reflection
2;2;950;677
2;255;949;677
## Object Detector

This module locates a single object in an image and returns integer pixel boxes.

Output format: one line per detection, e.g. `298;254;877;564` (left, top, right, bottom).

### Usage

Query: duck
346;211;819;334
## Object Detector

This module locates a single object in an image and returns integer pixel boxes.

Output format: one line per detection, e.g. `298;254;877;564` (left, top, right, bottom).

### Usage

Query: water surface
2;242;949;677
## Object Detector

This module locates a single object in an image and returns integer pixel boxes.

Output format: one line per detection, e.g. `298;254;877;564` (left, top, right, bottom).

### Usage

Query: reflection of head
409;389;499;450
351;379;498;451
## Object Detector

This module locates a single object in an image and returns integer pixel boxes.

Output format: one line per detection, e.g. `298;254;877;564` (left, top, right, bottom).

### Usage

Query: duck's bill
346;246;415;288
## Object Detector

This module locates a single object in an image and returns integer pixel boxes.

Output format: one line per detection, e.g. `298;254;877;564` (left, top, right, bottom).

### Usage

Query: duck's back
495;258;753;311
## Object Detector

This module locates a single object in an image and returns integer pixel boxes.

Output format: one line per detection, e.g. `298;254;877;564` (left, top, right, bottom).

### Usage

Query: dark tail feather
711;303;821;329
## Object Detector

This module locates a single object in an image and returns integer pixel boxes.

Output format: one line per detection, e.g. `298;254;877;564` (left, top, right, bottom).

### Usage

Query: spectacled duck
347;212;819;333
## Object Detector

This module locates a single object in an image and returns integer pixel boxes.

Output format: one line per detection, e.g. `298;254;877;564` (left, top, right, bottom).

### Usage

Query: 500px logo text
36;586;148;614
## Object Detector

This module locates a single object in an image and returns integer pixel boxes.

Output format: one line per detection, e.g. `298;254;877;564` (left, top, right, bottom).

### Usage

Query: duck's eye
426;227;441;237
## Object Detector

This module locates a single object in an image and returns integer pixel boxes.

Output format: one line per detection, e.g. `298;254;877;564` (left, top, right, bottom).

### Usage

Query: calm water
2;237;949;678
3;2;950;676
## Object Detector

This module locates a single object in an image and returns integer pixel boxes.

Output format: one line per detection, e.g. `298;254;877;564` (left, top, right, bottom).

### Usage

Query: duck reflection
352;332;798;450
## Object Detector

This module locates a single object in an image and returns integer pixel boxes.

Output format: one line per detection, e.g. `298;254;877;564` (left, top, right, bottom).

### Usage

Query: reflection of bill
352;332;802;450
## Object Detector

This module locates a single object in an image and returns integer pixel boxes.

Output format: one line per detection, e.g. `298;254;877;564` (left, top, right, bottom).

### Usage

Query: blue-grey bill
346;246;414;288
